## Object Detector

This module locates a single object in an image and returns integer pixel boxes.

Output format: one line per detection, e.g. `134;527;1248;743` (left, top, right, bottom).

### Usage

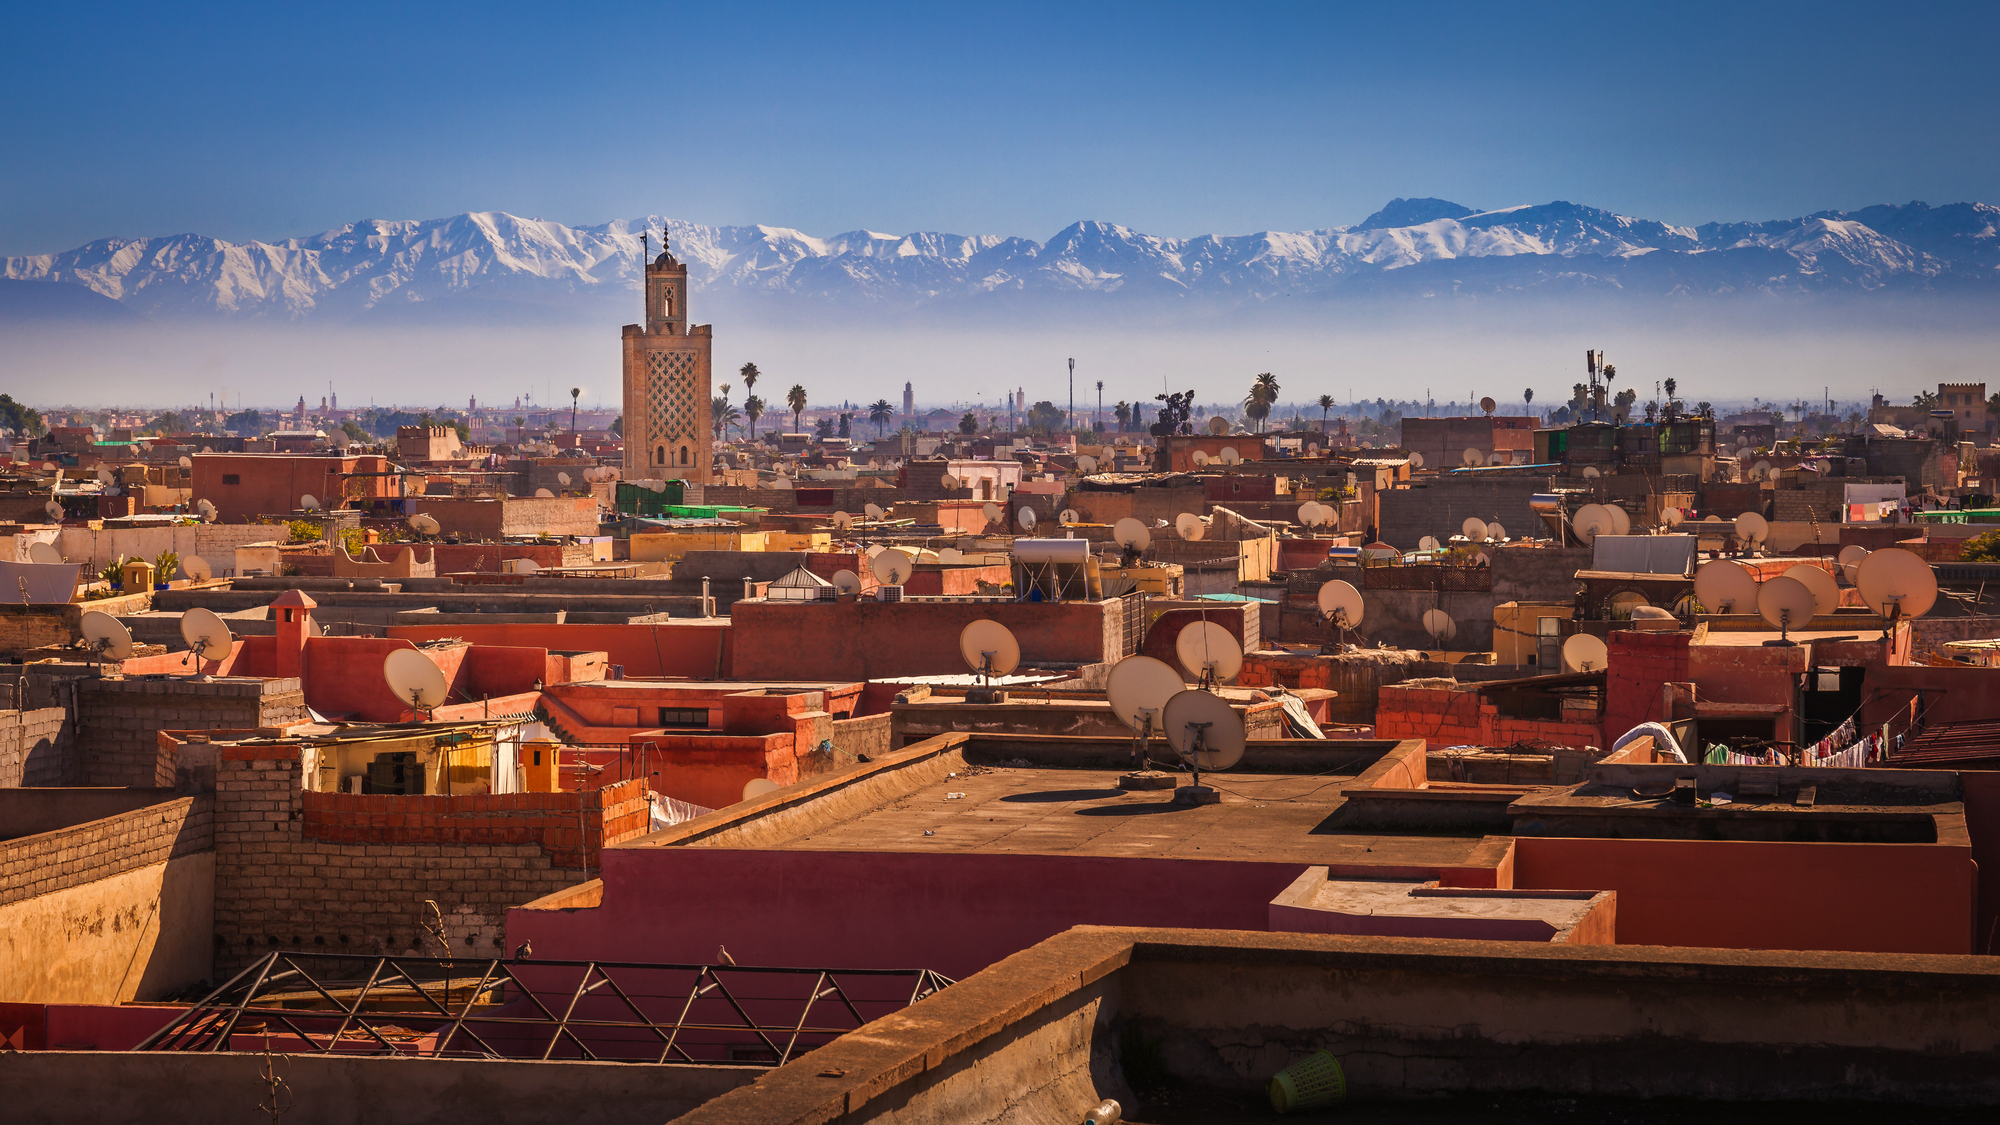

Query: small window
658;708;707;728
222;474;241;485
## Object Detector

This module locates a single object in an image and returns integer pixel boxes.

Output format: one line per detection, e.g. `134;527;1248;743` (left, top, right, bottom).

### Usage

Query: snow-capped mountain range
6;198;2000;322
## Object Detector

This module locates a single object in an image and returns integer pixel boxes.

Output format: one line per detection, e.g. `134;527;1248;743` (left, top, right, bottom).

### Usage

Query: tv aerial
1161;688;1246;806
1855;547;1938;637
330;431;351;451
1175;512;1206;541
79;610;134;676
27;541;61;565
1316;579;1364;650
182;555;213;581
1106;655;1188;787
1781;564;1840;617
384;649;449;717
1756;575;1816;646
408;513;441;536
1561;633;1608;672
179;607;234;677
1017;506;1037;532
1693;559;1758;614
958;619;1020;702
871;548;913;586
1422;608;1457;651
830;569;862;596
1174;620;1242;688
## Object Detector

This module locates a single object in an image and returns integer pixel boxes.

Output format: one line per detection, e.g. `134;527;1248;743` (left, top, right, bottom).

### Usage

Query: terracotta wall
730;600;1118;681
388;622;735;680
1606;630;1691;742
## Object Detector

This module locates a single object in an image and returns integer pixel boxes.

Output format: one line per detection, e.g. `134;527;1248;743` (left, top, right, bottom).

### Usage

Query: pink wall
1964;771;2000;956
730;601;1112;681
389;622;734;680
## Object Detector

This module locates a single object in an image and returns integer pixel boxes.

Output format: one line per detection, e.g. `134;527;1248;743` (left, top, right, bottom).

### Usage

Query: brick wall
212;747;648;974
75;678;307;788
1605;631;1691;744
0;795;211;909
1376;685;1605;750
0;707;74;787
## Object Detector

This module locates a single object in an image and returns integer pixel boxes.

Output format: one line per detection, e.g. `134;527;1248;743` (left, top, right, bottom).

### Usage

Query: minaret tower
622;230;714;484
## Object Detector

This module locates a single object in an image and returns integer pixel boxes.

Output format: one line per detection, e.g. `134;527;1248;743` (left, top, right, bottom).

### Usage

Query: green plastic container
1268;1049;1346;1114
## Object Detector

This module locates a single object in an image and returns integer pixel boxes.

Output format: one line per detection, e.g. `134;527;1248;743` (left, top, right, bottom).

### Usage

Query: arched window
679;445;690;466
655;445;665;465
662;291;673;318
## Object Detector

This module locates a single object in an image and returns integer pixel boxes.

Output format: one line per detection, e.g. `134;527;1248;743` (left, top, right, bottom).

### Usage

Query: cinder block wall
212;746;648;975
0;707;75;787
74;678;306;788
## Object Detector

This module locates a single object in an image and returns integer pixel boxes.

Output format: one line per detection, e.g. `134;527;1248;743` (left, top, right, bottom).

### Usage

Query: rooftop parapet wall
0;706;73;788
74;677;306;788
0;794;210;910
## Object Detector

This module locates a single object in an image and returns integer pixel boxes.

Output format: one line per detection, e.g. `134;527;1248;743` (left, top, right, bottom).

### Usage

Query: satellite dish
81;611;135;661
1487;521;1507;541
871;548;913;586
512;558;541;574
1782;564;1841;616
1316;579;1364;629
178;455;192;470
330;431;351;451
383;648;450;711
831;511;854;531
1106;655;1188;733
1693;559;1759;614
740;778;782;803
1573;503;1614;543
1757;576;1818;638
1077;455;1097;473
1855;547;1938;619
40;461;55;470
1174;621;1243;684
865;503;886;521
983;502;1002;523
197;498;216;516
1582;466;1601;479
1418;535;1441;552
1463;448;1487;467
1837;544;1870;567
1461;517;1489;541
180;607;234;662
1479;396;1496;415
1161;689;1247;772
1176;513;1205;541
1753;460;1773;479
1296;501;1322;527
1407;450;1424;469
1733;511;1769;545
941;473;960;489
534;488;554;498
1607;506;1631;536
408;513;441;535
959;620;1022;679
27;541;61;565
1017;507;1038;531
1218;446;1241;465
1059;509;1080;525
1191;450;1211;467
558;471;572;486
830;569;862;595
96;467;114;485
939;547;963;563
1422;608;1457;646
300;494;320;512
1562;633;1609;672
183;555;212;581
44;501;65;521
1664;508;1685;527
1112;517;1152;552
202;446;213;454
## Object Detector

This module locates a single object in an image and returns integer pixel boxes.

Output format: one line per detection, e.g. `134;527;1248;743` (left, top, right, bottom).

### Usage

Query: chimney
270;588;318;684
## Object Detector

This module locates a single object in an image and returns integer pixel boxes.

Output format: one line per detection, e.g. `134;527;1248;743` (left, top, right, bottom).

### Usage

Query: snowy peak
7;197;2000;321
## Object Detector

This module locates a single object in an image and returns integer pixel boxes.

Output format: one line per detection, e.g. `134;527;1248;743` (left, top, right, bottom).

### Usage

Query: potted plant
99;556;126;591
152;549;180;590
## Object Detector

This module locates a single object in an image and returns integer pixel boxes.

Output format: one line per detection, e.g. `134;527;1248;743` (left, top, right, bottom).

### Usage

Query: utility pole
1068;358;1075;434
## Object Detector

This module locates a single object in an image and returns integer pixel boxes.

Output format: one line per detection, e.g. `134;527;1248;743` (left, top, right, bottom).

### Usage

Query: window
655;446;665;465
680;445;689;466
658;708;707;728
222;474;241;485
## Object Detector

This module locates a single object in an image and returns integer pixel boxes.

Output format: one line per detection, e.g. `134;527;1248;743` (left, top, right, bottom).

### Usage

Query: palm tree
739;361;760;401
711;396;740;440
1244;372;1280;432
1317;394;1335;431
1523;388;1534;408
743;395;764;440
1095;380;1104;431
868;399;895;437
787;384;808;433
1114;401;1131;432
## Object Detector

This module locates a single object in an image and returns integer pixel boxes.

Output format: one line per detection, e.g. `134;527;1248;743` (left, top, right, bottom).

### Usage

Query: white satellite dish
1176;513;1206;541
1733;511;1769;547
1693;560;1759;614
740;778;782;802
871;548;914;586
96;467;114;485
1782;564;1841;617
1663;508;1685;527
1837;544;1870;567
959;620;1022;681
1479;396;1497;415
383;648;450;711
178;455;192;470
1562;633;1609;672
534;488;555;498
330;431;351;451
1191;450;1211;467
1422;608;1457;647
180;607;234;662
45;501;64;521
1174;621;1243;684
1017;506;1038;531
408;513;441;536
1295;501;1322;527
27;541;61;565
183;555;213;581
558;471;572;487
1077;455;1098;473
80;611;134;661
1487;521;1507;541
1581;466;1601;479
1408;450;1425;469
300;494;320;512
830;569;862;595
1753;460;1773;480
1059;508;1080;525
1463;448;1486;467
1461;517;1489;541
1855;548;1938;620
941;473;960;489
1573;503;1614;543
1317;579;1364;630
1218;446;1241;465
1757;576;1817;641
831;511;854;531
1161;689;1247;773
865;502;886;521
1113;517;1151;552
983;502;1002;523
1106;655;1187;734
1606;506;1631;536
1418;535;1441;552
939;547;964;563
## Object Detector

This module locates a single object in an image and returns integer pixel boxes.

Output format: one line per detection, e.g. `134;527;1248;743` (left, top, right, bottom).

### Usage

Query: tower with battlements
622;236;714;483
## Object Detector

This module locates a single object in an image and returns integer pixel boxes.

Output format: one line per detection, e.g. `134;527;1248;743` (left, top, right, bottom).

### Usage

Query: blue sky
4;1;1999;255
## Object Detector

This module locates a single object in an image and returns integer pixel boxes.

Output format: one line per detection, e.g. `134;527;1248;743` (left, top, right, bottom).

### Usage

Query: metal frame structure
135;953;953;1067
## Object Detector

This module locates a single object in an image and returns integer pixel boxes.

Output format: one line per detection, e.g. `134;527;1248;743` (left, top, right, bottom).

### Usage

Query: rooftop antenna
383;648;449;719
182;555;213;582
1316;579;1364;652
1422;607;1457;655
1106;655;1186;787
1175;512;1206;541
958;619;1020;703
179;607;234;680
1174;620;1242;690
1161;688;1246;806
79;610;134;678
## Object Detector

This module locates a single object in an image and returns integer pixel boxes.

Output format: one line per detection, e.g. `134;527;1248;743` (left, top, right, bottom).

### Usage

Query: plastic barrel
1268;1049;1346;1114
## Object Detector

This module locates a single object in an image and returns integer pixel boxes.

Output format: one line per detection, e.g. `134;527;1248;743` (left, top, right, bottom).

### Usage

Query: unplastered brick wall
75;677;306;788
0;795;211;909
1375;685;1604;751
0;707;74;788
1605;631;1691;742
213;746;648;974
